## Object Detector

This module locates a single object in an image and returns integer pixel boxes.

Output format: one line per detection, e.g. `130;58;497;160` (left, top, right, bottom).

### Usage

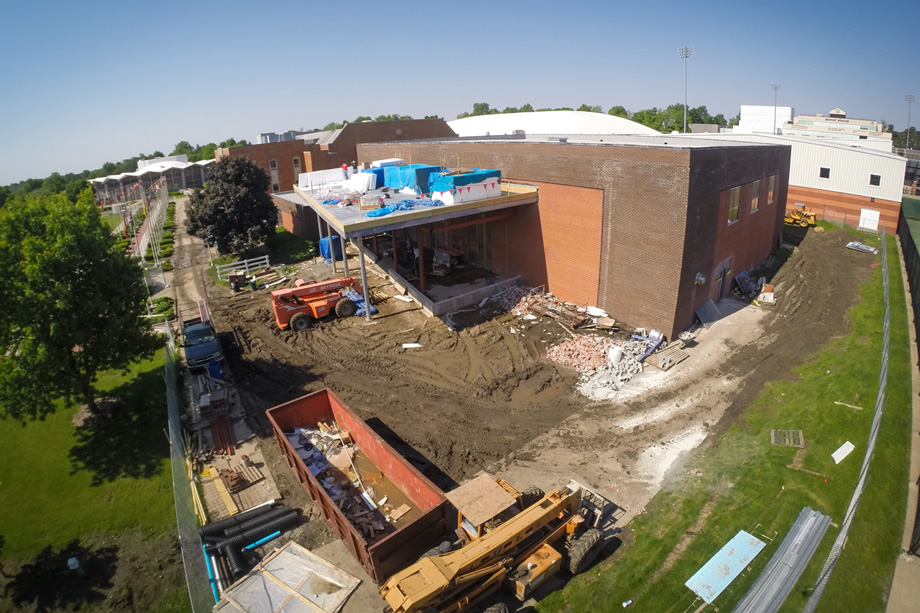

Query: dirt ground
204;223;877;537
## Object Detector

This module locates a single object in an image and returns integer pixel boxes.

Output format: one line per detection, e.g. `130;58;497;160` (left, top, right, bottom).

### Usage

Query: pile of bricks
546;336;612;372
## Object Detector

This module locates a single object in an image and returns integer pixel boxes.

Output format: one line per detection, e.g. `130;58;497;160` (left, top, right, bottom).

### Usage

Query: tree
0;188;159;421
185;157;276;255
171;141;195;156
712;113;727;127
577;104;603;113
354;116;372;123
727;113;741;128
520;103;534;113
608;106;629;119
472;102;493;116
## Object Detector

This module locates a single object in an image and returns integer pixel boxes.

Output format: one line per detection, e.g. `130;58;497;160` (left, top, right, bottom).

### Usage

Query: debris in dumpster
845;241;879;255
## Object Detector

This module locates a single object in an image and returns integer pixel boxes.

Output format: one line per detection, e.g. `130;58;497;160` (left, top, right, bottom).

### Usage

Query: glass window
269;159;277;170
751;180;761;213
768;175;776;204
869;174;881;186
292;157;301;170
819;167;830;179
272;183;280;192
728;187;740;224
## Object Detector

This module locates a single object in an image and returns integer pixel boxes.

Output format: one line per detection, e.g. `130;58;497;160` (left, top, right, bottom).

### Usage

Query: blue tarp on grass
685;531;766;603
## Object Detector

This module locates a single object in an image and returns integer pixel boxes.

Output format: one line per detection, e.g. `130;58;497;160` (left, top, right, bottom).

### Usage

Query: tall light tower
907;94;916;150
678;46;694;133
771;84;781;134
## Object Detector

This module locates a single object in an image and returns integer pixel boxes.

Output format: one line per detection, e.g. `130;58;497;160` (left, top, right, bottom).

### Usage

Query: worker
341;163;348;180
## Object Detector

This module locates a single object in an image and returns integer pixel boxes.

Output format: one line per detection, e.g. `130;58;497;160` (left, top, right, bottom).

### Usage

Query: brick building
216;140;307;195
275;135;789;337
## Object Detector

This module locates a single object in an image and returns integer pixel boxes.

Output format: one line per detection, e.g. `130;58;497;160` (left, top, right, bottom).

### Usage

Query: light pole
907;94;916;150
678;46;694;133
772;84;781;134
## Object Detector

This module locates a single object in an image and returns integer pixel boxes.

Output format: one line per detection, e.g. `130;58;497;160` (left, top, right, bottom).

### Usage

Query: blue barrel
319;236;343;262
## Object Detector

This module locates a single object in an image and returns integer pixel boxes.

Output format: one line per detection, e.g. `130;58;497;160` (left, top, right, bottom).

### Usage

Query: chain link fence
802;225;892;612
165;334;214;611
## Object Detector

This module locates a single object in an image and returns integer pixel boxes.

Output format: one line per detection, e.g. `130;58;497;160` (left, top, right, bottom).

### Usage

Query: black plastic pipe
222;506;295;538
198;503;276;537
225;546;248;578
206;512;300;555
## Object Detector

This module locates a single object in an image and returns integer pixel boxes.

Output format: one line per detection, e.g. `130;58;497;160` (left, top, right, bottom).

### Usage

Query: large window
819;167;830;179
768;175;776;204
728;187;740;224
751;180;761;213
292;157;301;172
869;174;881;186
269;159;277;170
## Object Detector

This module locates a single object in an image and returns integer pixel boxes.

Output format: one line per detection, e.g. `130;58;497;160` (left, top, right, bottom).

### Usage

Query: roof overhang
289;182;538;239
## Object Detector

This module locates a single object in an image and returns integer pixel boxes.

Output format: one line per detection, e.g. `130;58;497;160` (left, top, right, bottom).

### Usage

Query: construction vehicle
380;474;610;613
784;207;816;227
271;277;364;331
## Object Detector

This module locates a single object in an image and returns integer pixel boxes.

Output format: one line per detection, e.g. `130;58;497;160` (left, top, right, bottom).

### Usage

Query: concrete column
357;240;372;322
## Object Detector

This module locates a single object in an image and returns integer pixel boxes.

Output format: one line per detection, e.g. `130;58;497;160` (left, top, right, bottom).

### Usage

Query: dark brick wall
359;140;790;337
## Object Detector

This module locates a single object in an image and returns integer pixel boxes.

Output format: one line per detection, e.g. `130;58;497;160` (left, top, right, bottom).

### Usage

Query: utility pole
678;46;694;133
907;94;916;150
772;84;782;134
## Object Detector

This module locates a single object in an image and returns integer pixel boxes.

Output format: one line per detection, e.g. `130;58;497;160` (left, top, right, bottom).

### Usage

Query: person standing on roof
341;162;348;180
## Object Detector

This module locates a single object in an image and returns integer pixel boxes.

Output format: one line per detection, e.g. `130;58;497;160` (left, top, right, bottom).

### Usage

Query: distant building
690;124;722;134
259;131;301;144
733;105;795;135
217;140;307;194
447;110;660;137
782;108;892;152
687;133;906;233
89;155;214;204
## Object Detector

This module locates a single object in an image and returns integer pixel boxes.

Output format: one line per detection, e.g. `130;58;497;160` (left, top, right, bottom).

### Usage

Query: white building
89;155;214;204
677;133;906;233
782;108;892;152
733;105;795;135
448;110;659;138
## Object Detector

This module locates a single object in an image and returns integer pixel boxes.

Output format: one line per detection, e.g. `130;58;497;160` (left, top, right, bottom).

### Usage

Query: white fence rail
215;255;271;280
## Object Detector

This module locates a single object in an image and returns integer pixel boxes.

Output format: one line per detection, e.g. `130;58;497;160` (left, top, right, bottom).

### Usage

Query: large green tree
0;188;159;421
185;157;276;254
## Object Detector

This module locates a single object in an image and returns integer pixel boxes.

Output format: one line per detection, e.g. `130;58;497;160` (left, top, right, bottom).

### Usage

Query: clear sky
1;0;917;185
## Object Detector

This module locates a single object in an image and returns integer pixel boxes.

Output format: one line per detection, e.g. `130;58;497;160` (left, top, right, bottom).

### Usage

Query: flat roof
372;132;781;150
282;181;538;239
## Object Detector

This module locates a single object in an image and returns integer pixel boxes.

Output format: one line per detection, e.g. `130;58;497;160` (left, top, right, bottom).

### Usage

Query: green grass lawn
100;212;122;231
0;350;174;560
538;230;911;612
267;226;315;265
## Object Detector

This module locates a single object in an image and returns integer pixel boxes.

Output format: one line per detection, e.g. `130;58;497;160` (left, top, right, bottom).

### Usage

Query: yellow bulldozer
380;475;611;613
784;208;816;227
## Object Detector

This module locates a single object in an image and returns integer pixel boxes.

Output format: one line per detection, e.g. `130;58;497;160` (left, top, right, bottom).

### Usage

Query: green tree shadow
68;369;168;486
3;539;117;612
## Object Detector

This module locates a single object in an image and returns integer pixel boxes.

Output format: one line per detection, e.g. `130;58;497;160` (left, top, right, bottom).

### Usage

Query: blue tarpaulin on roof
383;164;442;194
428;169;501;194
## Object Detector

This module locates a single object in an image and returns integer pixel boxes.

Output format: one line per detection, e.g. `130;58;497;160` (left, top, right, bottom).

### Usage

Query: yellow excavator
784;207;816;227
380;475;610;613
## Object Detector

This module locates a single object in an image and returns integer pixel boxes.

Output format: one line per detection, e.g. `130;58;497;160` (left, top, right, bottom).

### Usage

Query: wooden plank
390;504;412;521
212;473;240;515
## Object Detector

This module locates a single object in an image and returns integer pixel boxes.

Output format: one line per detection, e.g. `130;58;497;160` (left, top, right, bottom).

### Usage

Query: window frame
727;187;740;224
751;180;761;213
819;167;830;179
869;174;881;187
767;175;776;205
269;159;278;170
271;182;280;192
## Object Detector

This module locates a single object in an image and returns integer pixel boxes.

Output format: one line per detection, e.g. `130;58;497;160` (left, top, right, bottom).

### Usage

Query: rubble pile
577;337;662;399
545;336;612;372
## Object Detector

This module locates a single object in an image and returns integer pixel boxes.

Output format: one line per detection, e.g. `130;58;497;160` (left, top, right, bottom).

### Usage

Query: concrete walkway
886;241;920;612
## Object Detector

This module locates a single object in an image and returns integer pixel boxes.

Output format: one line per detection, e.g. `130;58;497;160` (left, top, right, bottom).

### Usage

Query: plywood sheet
445;473;516;528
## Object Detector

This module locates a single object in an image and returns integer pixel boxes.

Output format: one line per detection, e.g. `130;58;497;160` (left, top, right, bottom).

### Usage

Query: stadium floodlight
678;46;694;133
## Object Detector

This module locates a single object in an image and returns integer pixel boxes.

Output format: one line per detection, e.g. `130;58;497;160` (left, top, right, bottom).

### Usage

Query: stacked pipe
200;503;302;601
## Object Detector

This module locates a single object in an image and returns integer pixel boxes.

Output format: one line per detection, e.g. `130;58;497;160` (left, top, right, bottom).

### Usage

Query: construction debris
845;241;879;255
545;336;612;372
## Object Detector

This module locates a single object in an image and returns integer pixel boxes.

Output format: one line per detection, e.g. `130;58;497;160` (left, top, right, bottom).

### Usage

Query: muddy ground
206;223;876;535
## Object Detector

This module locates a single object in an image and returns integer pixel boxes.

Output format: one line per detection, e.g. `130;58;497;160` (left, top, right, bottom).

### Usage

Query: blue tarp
343;290;377;316
318;236;343;262
364;199;444;218
383;164;442;194
428;169;501;194
685;531;766;603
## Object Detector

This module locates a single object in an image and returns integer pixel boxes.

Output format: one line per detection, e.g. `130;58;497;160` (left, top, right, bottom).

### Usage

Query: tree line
0;137;250;207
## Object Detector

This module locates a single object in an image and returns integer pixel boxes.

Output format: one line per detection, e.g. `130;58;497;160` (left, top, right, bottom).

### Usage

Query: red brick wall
219;141;306;193
787;185;899;233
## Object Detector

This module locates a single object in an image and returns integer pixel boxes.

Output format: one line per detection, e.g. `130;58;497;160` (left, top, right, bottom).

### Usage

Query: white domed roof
448;110;659;137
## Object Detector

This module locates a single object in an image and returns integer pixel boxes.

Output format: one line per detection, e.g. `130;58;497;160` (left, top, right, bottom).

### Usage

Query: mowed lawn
0;349;175;561
539;230;912;612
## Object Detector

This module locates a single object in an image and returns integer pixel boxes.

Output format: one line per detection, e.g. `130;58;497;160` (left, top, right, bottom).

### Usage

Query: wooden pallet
232;463;265;486
648;340;689;371
770;429;805;448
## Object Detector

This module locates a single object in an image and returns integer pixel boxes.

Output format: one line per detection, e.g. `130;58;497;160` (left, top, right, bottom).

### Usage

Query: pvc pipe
203;544;219;603
243;530;281;550
210;553;224;596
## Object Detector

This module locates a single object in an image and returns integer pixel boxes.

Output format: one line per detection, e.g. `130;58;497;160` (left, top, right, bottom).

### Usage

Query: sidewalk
886;241;920;612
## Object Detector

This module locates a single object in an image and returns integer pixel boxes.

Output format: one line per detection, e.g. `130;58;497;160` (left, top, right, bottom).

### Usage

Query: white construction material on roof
448;110;659;137
214;541;361;613
831;441;855;464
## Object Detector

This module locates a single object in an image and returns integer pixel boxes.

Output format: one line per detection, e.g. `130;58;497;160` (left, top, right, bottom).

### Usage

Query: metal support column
417;226;426;293
357;240;372;322
341;235;349;277
326;221;336;274
391;232;398;276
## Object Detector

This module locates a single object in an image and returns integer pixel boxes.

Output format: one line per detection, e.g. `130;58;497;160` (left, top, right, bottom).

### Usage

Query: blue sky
1;0;917;185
